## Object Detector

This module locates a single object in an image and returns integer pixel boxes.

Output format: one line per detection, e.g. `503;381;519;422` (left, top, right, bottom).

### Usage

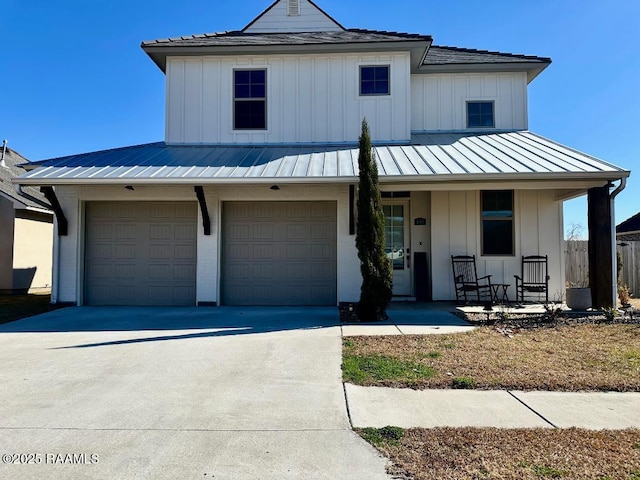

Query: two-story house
17;0;630;307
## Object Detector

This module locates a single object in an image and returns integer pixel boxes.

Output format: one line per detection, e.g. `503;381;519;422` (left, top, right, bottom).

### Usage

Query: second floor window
467;101;495;128
234;69;267;130
360;65;390;96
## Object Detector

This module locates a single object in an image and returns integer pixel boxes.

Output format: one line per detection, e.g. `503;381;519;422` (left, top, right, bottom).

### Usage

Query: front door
383;201;411;296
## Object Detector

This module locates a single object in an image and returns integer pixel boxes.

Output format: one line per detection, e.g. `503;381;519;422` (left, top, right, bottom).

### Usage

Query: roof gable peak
243;0;344;33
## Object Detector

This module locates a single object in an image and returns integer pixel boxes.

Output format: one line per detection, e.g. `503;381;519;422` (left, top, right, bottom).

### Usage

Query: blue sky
2;0;638;235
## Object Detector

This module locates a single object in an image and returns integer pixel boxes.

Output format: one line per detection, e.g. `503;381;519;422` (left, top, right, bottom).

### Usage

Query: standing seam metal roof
16;131;628;185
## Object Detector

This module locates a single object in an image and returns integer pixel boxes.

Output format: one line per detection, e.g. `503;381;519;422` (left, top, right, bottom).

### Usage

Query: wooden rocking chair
451;255;492;304
514;255;550;304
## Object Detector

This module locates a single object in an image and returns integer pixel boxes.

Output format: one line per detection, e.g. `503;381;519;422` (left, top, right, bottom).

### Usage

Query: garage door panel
114;244;136;259
85;202;197;306
175;224;197;240
222;201;336;306
286;244;308;259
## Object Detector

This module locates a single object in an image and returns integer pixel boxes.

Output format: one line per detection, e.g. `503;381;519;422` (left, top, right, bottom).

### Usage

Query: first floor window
234;69;266;130
360;65;390;96
467;101;495;128
481;190;513;256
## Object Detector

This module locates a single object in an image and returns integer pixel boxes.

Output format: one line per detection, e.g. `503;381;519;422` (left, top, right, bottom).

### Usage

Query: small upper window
234;69;267;130
467;101;495;128
360;66;390;96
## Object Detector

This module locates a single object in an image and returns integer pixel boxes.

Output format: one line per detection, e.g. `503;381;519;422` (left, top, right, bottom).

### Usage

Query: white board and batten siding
166;53;412;145
411;73;528;131
245;0;343;33
430;189;564;301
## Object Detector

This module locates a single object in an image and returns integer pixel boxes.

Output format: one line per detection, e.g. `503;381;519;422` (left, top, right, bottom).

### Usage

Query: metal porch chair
514;255;550;304
451;255;492;304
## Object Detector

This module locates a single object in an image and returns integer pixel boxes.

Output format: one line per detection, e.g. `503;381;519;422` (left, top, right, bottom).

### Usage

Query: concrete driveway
0;307;391;480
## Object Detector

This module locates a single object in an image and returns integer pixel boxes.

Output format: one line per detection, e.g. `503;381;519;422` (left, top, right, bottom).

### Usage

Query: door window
383;204;405;270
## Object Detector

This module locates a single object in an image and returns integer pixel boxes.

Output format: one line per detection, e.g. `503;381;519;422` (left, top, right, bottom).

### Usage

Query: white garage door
222;201;337;306
84;202;197;306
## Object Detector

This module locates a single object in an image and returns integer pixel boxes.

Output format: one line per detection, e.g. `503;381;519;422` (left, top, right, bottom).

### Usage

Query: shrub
355;118;392;321
452;376;475;389
359;426;405;447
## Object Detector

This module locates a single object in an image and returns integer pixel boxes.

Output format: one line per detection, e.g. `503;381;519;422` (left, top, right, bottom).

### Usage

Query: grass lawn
359;426;640;480
343;323;640;391
0;294;61;325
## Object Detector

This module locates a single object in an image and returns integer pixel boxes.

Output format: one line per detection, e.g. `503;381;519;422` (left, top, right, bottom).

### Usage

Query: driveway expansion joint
0;427;351;433
342;382;355;429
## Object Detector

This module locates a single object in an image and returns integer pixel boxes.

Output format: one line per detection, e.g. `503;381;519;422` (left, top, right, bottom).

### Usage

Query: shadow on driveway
0;306;339;349
0;303;471;349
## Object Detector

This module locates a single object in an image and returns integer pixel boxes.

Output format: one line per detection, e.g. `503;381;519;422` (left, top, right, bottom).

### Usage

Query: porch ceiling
15;131;629;186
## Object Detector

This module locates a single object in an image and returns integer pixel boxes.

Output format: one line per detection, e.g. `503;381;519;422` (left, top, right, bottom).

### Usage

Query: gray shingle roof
141;29;432;47
16;131;629;186
424;45;550;65
0;147;51;210
617;212;640;235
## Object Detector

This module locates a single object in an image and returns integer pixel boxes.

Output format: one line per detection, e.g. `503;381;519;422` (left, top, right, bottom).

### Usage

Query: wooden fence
564;240;640;297
619;241;640;297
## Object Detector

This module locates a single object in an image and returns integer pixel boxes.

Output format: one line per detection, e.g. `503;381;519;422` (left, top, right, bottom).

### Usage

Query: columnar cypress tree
356;119;392;321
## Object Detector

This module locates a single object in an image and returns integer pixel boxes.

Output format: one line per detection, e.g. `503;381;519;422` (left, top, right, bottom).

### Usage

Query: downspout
610;177;627;306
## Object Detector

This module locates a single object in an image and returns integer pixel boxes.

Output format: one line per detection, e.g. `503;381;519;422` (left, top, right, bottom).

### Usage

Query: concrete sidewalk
342;302;475;336
346;384;640;430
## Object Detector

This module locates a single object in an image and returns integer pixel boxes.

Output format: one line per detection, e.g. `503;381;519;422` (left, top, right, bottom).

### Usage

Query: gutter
13;170;631;187
610;177;627;305
16;184;53;210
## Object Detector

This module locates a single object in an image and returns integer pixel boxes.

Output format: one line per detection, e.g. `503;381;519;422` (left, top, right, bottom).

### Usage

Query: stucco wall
13;211;53;292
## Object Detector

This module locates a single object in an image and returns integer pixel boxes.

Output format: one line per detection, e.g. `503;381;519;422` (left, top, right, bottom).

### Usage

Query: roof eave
419;61;551;83
142;39;432;73
15;170;630;187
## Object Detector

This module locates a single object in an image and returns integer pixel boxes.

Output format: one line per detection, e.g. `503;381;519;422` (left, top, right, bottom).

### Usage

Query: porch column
587;186;613;308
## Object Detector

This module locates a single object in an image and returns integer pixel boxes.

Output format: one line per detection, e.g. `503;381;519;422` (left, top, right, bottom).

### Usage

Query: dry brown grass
344;324;640;391
630;298;640;310
365;427;640;480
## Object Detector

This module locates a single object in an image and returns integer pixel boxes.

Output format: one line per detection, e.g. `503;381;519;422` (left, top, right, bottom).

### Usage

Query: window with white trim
234;69;267;130
359;65;390;96
467;101;495;128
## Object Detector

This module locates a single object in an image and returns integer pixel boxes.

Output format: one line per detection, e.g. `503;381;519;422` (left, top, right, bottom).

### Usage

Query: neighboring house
617;213;640;242
16;0;630;306
0;143;53;294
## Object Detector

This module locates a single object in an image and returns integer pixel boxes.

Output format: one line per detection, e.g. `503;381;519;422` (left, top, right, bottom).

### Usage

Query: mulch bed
454;306;639;330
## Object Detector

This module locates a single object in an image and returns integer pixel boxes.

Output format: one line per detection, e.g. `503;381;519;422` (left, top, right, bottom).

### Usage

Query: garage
222;201;337;306
84;202;197;306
